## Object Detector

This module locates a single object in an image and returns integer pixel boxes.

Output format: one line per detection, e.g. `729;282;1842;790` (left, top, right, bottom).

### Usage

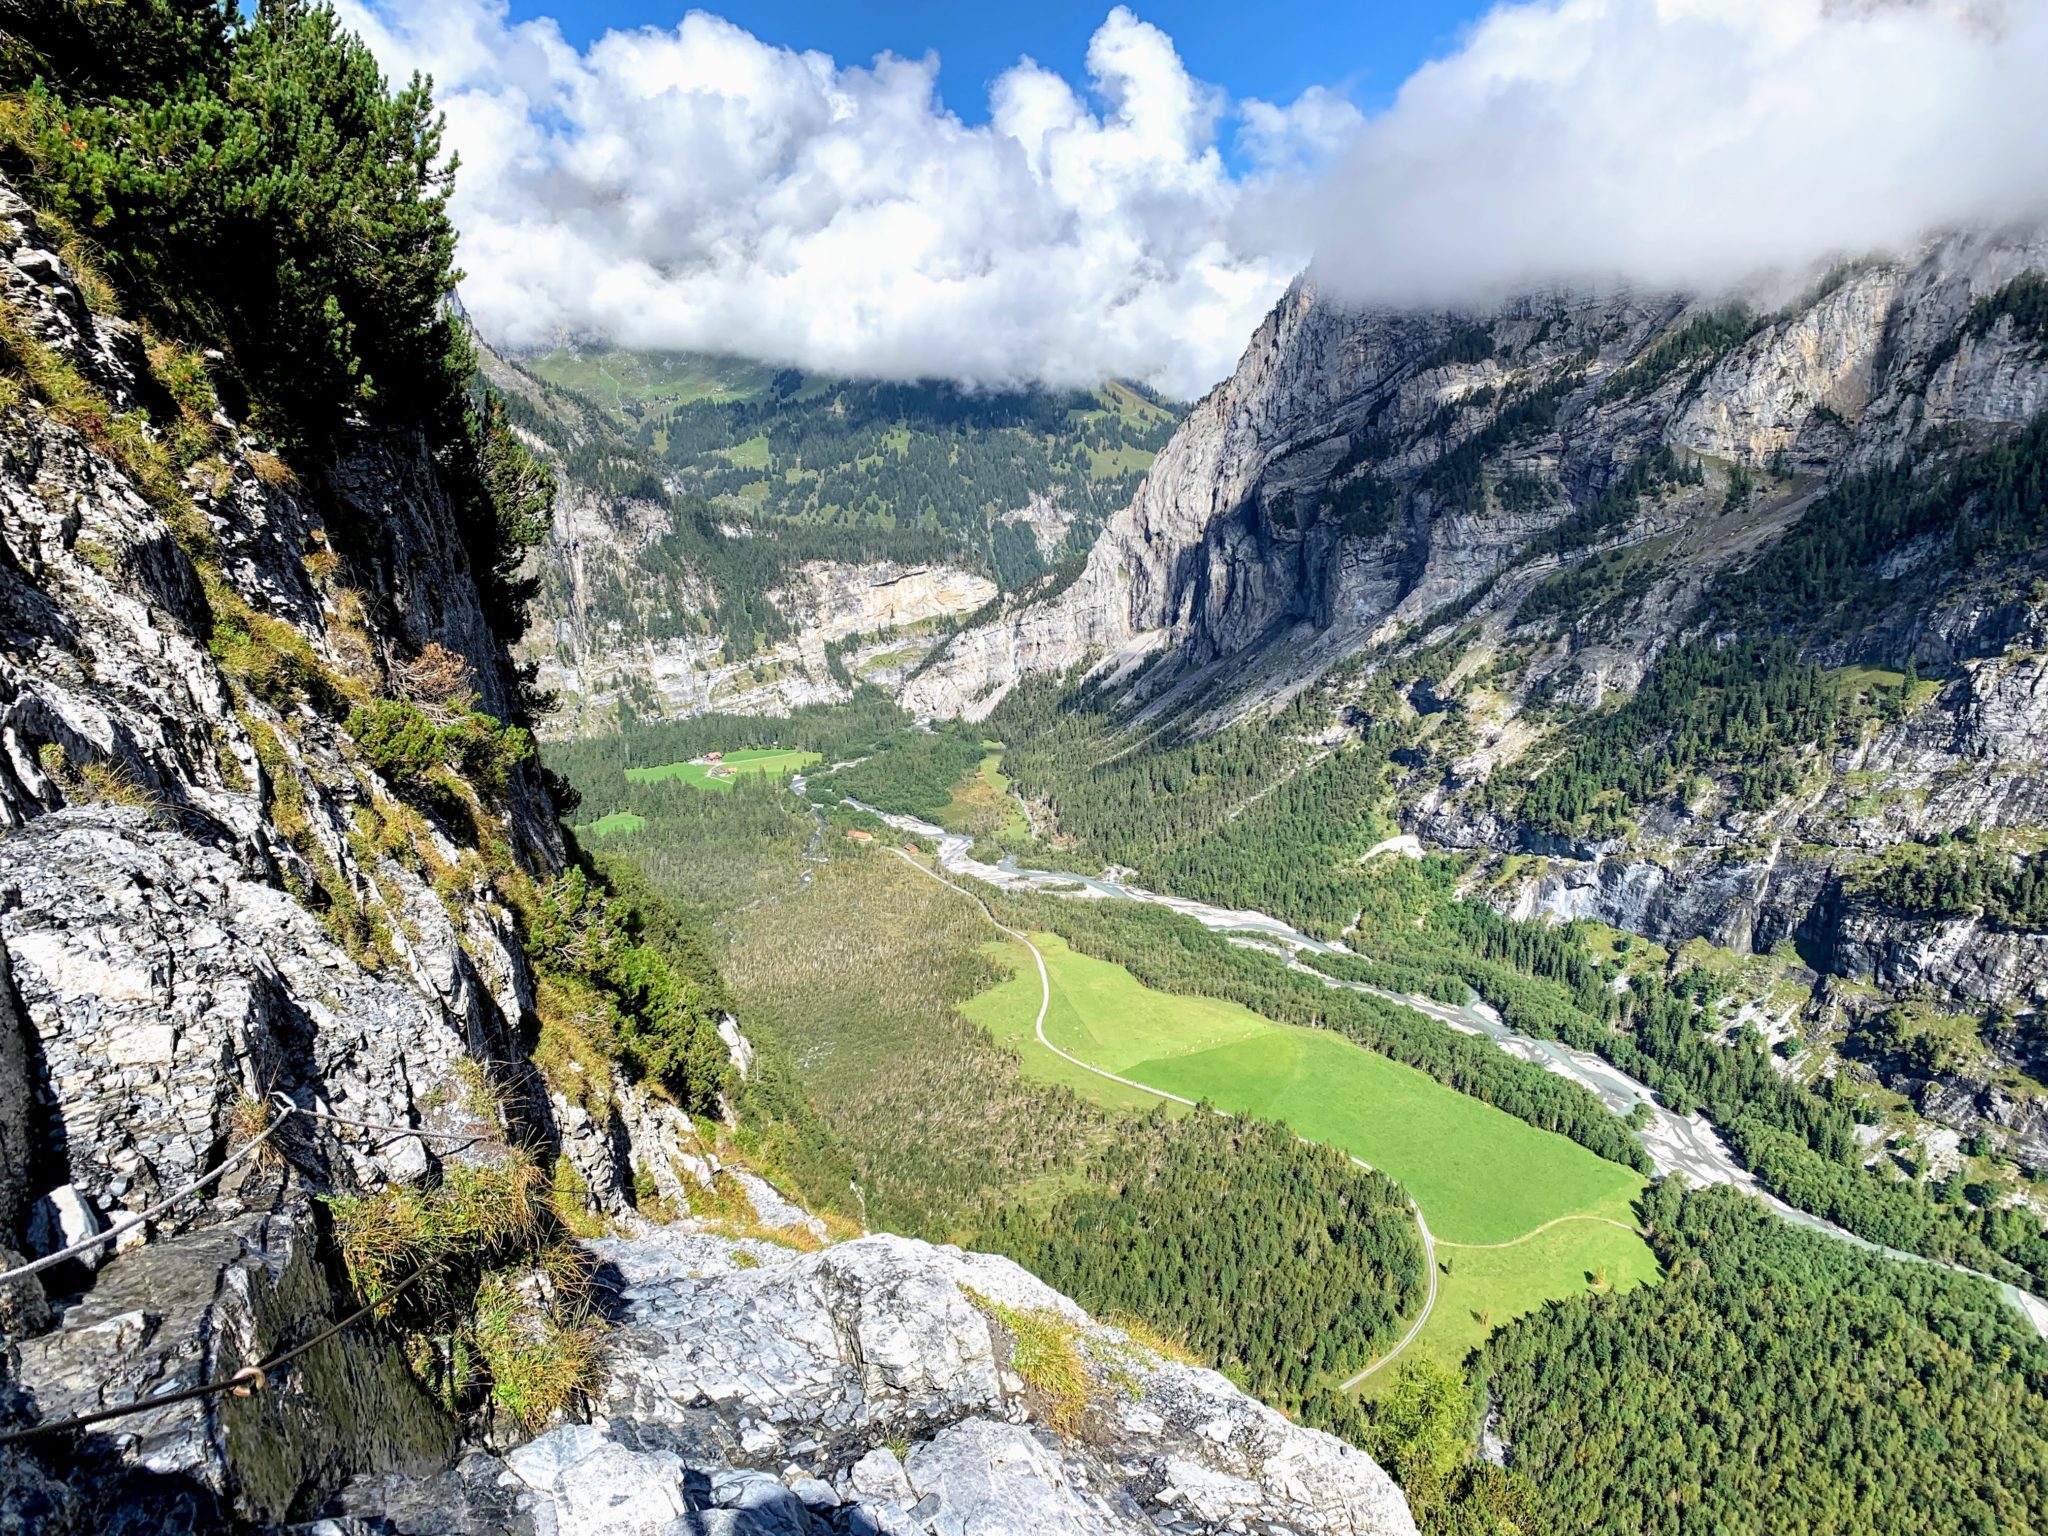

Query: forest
1513;638;1865;837
647;373;1174;578
981;1109;1426;1412
1853;836;2048;930
990;668;1406;937
552;686;2048;1536
1482;1181;2048;1536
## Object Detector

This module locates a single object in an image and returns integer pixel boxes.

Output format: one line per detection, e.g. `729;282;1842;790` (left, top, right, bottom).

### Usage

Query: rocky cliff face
0;182;1415;1534
480;352;1007;734
906;235;2048;723
534;549;995;731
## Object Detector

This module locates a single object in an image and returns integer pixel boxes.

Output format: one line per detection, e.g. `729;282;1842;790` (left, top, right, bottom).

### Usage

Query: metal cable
0;1098;299;1288
1;1092;486;1289
0;1264;433;1446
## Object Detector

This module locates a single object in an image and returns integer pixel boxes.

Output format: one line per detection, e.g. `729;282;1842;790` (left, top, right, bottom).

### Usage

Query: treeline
498;378;960;661
982;1109;1425;1411
992;887;1651;1174
526;856;736;1114
1597;304;1758;401
1711;410;2048;634
1516;443;1702;585
1854;837;2048;930
5;0;550;660
547;690;909;797
1481;1181;2048;1536
1507;410;2048;840
1418;366;1585;515
570;775;817;918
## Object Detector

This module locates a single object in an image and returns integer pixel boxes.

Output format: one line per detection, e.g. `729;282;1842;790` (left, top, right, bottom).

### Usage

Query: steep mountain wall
905;234;2048;722
902;232;2048;1162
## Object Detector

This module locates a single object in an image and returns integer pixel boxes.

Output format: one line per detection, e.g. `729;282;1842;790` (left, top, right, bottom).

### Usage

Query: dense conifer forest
1482;1182;2048;1536
984;1111;1426;1411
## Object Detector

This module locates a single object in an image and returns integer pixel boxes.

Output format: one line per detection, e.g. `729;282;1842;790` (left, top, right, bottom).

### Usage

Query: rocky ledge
309;1226;1418;1536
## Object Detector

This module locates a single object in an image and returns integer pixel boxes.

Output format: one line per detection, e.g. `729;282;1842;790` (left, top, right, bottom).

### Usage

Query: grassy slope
579;810;646;838
960;930;1660;1376
623;748;821;792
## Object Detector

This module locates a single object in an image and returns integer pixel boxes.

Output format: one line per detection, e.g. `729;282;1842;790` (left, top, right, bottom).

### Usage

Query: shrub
969;1292;1088;1435
347;698;532;804
471;1270;604;1429
526;865;735;1112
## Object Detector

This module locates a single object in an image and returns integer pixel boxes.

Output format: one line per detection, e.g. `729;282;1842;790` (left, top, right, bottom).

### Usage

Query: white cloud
339;0;2048;398
336;1;1305;399
1303;0;2048;309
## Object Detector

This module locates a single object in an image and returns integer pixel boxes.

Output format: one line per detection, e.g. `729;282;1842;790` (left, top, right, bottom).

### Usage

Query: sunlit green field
1412;1218;1662;1380
623;748;820;792
961;930;1658;1375
578;810;646;839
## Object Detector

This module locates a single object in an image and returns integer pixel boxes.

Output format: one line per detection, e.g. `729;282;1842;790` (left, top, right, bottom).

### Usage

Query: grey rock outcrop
311;1227;1419;1536
0;172;574;1518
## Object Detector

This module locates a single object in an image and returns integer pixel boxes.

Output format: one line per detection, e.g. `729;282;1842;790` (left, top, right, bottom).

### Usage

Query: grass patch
623;748;820;793
934;752;1031;843
1386;1219;1660;1386
328;1156;551;1309
720;433;772;470
329;1156;606;1428
578;810;646;838
471;1271;605;1429
968;1290;1088;1435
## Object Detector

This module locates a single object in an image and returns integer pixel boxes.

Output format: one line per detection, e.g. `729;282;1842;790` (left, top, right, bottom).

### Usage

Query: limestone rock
3;1203;453;1528
317;1226;1417;1536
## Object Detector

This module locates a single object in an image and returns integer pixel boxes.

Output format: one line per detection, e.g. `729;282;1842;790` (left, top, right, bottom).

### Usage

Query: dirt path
1434;1214;1641;1251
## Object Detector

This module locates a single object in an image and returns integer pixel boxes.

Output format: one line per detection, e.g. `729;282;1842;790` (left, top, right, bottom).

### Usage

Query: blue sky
500;1;1491;133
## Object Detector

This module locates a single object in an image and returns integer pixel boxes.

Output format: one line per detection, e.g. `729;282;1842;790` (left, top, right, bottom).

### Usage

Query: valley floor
955;923;1659;1387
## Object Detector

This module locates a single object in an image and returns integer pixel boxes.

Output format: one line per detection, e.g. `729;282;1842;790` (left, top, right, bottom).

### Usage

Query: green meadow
1412;1217;1662;1380
578;810;647;839
961;931;1658;1374
623;748;820;792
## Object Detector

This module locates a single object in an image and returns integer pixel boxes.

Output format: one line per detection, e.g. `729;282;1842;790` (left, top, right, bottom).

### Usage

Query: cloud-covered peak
1303;0;2048;310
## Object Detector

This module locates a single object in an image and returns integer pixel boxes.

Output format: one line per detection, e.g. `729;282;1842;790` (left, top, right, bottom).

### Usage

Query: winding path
887;846;1441;1387
1434;1214;1641;1251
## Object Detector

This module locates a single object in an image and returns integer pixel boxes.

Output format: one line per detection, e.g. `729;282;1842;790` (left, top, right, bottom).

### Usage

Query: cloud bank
1303;0;2048;310
341;0;2048;397
336;1;1325;398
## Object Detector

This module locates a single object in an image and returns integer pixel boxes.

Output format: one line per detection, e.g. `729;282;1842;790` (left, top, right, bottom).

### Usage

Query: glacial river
812;784;2048;1336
